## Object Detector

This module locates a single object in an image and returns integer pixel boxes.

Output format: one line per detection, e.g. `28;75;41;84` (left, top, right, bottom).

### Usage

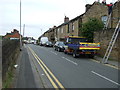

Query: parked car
45;41;53;47
54;41;65;52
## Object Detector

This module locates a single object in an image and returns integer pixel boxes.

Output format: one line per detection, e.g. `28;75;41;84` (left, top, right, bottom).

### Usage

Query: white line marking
41;74;45;76
50;51;57;55
62;57;78;66
24;44;26;48
91;71;120;86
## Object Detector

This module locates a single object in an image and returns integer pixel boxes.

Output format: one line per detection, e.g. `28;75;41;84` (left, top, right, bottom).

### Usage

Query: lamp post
23;24;25;37
41;29;42;35
20;0;22;51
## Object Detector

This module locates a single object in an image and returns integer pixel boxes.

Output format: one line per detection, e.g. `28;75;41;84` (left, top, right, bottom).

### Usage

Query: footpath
0;40;2;90
13;46;44;88
94;56;120;69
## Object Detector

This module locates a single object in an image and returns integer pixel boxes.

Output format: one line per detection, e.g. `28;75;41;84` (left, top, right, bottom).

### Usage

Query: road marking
29;47;58;89
62;57;78;66
90;59;119;70
90;59;100;63
28;46;65;89
50;51;57;55
41;74;45;76
91;71;120;86
104;64;119;70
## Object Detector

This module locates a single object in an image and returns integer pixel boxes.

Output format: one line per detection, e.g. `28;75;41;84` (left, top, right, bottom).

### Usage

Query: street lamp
20;0;22;51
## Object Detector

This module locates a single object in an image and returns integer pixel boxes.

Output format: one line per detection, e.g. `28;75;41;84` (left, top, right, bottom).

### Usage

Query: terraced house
55;15;83;41
41;26;56;43
40;1;120;42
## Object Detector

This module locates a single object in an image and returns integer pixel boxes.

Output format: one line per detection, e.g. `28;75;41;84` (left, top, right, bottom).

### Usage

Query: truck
39;37;48;46
64;36;100;58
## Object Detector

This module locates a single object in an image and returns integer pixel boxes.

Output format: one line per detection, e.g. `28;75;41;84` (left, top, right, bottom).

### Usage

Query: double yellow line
28;46;65;90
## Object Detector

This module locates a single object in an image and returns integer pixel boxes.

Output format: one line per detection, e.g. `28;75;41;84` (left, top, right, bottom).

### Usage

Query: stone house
110;1;120;28
54;16;69;41
40;26;56;43
82;2;108;26
94;1;120;61
55;15;83;41
47;26;56;43
54;1;109;41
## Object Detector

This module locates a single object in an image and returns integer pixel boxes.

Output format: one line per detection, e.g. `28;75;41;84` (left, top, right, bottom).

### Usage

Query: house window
56;29;57;35
72;22;74;32
101;15;108;25
68;24;70;33
61;28;63;33
58;28;60;33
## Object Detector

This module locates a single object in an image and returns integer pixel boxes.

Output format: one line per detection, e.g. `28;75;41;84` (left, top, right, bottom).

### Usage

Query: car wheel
58;48;60;52
54;47;56;50
64;51;67;54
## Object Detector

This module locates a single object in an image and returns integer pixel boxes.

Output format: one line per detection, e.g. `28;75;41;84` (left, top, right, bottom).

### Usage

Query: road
16;44;120;89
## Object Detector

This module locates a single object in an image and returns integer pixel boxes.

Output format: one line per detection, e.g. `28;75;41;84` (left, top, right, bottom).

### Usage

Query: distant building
23;37;36;44
4;29;21;39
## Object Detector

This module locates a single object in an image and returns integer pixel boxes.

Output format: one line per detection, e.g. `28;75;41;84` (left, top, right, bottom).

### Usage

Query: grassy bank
0;36;2;40
3;61;15;88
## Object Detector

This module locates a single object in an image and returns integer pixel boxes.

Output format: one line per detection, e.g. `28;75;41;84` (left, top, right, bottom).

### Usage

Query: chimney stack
64;16;69;23
85;4;92;12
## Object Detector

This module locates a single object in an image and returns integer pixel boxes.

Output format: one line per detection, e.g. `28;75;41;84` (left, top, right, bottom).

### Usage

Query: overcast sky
0;0;117;39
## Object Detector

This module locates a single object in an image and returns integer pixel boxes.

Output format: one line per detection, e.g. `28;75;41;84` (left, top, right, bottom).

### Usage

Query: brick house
4;29;21;39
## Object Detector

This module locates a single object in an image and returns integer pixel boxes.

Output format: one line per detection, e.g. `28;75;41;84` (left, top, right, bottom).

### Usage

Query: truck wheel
64;51;67;54
89;55;94;58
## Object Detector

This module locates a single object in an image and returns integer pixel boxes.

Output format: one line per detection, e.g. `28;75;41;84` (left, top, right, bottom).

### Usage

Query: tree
81;18;104;42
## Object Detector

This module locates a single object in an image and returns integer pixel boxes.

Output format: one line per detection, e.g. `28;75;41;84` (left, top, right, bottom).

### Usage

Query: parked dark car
45;41;53;47
54;41;65;52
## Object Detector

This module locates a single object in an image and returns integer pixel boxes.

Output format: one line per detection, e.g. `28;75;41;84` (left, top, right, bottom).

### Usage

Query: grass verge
3;63;14;88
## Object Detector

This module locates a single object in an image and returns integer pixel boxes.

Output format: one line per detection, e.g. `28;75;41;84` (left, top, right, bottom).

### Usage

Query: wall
94;29;120;61
2;39;20;81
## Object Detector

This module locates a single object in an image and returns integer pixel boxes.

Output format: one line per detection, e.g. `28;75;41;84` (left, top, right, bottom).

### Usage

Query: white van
40;37;48;46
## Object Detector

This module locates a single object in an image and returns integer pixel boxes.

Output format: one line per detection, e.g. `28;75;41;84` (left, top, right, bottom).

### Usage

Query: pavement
14;46;45;88
0;40;2;89
94;56;120;68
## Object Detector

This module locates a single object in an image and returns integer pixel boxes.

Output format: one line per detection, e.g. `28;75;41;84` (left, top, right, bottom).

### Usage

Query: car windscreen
59;42;65;46
68;38;88;43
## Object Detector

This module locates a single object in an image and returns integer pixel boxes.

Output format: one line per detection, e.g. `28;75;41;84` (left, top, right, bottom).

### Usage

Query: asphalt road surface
16;44;120;89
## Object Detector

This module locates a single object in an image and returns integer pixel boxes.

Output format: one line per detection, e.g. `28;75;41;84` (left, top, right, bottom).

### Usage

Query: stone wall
2;39;20;81
94;29;120;61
